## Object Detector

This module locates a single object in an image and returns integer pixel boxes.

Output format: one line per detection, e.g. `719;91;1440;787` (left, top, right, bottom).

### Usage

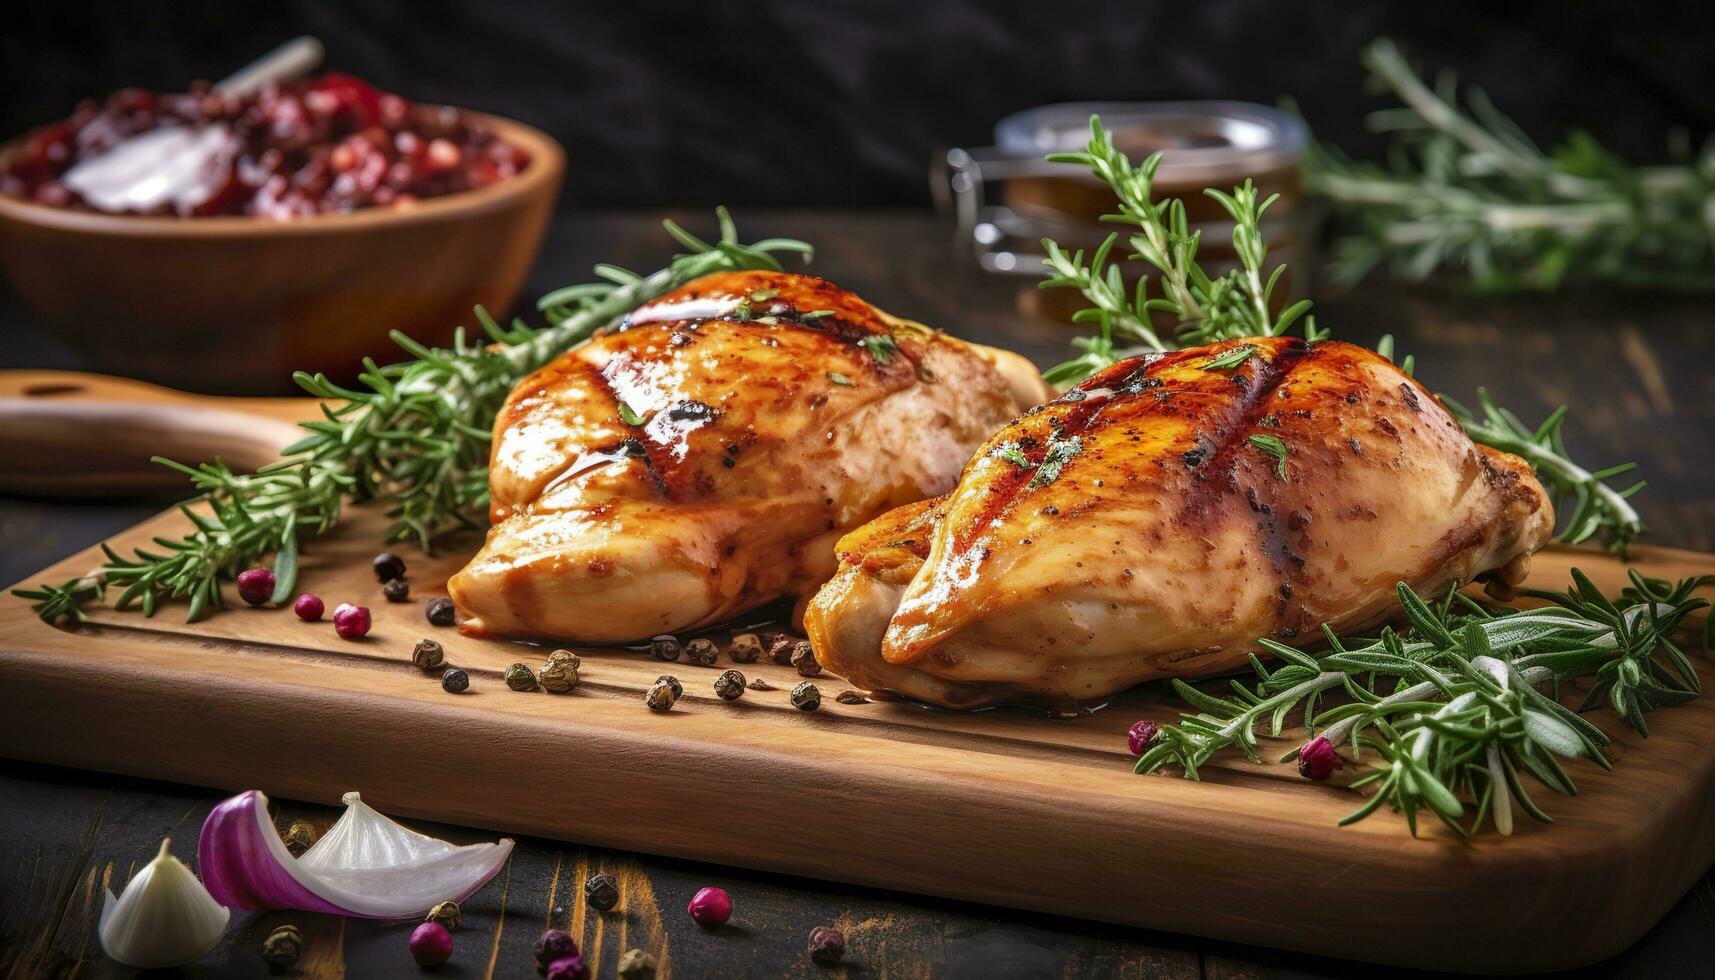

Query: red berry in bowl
408;921;453;967
687;887;731;928
236;568;276;606
333;603;371;639
293;594;325;621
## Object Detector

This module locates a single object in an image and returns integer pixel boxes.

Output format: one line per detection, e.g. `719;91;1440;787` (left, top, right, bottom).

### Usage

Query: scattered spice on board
441;668;470;694
383;578;410;603
537;660;578;693
835;690;870;705
790;640;821;677
687;886;732;928
1296;734;1339;781
333;603;371;639
425;596;457;626
685;637;718;666
617;948;658;979
505;663;538;691
714;669;746;700
584;873;620;911
791;681;821;711
808;925;847;965
729;633;763;663
546;649;581;670
747;677;775;691
236;567;276;606
1126;720;1160;756
412;639;445;671
766;633;798;665
650;634;682;662
282;819;317;857
426;900;461;931
261;924;303;974
534;931;579;974
372;552;406;582
646;679;679;712
293;593;324;621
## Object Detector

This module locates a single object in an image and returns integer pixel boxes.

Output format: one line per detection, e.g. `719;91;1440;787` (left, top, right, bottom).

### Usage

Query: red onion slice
198;790;513;919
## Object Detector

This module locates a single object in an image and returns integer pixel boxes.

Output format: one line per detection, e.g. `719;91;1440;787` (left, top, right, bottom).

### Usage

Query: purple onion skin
198;790;345;914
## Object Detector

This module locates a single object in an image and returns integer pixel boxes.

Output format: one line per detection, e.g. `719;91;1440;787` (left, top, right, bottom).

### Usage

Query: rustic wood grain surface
3;210;1713;978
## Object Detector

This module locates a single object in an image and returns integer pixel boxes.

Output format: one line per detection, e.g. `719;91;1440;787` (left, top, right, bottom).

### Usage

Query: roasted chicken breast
449;270;1051;642
805;337;1555;709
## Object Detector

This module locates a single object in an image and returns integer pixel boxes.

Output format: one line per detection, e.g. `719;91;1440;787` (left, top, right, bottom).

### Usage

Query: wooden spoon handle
0;371;318;496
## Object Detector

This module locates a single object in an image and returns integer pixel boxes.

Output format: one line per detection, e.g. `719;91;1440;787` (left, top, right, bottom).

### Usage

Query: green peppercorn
618;948;658;980
646;679;679;712
412;639;445;671
650;634;682;661
728;633;763;663
546;649;581;671
441;668;470;694
538;660;578;693
260;924;303;974
584;872;620;911
426;900;461;930
685;637;718;666
426;596;457;626
714;669;746;700
791;681;821;711
790;640;821;677
282;818;317;857
382;577;410;603
505;663;538;691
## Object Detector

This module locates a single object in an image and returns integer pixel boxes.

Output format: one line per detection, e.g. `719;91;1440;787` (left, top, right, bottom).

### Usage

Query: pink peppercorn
1297;734;1339;781
687;886;731;928
1126;720;1160;756
293;594;325;621
545;954;587;980
236;567;275;606
409;921;453;967
332;602;371;639
533;930;577;975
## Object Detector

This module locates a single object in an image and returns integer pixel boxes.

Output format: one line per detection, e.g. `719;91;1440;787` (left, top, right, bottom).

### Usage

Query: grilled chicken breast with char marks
449;270;1051;642
805;337;1554;709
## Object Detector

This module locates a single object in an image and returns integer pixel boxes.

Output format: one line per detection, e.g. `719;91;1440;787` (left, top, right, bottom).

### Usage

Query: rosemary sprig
1040;115;1647;553
13;209;811;623
1138;572;1709;836
1304;38;1715;291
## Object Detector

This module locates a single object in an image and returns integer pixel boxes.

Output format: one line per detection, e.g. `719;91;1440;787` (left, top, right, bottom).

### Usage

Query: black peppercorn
282;819;317;856
766;633;798;665
412;639;445;671
373;552;406;582
791;681;821;711
650;634;682;661
538;660;578;693
646;679;679;712
655;674;683;699
425;596;457;626
714;669;746;700
685;637;718;666
383;577;410;602
441;667;470;693
807;925;846;965
835;690;871;705
584;872;620;911
747;677;775;691
505;662;538;691
728;633;763;663
791;640;821;677
546;649;581;670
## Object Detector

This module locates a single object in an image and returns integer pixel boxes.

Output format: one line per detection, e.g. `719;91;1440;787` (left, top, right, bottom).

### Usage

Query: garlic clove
100;838;230;969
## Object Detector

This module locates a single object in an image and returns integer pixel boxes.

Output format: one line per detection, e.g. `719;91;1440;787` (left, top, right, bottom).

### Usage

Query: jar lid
993;101;1307;186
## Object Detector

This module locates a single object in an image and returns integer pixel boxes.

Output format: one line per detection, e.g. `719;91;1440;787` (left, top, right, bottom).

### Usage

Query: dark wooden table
3;210;1712;979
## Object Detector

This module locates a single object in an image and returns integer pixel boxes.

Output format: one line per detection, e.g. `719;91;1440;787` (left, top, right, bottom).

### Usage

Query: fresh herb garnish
1027;435;1083;489
1304;39;1715;291
1140;571;1709;836
1039;115;1644;554
801;309;835;321
1201;345;1258;371
827;372;854;386
1247;434;1289;479
991;443;1033;469
617;401;644;426
12;209;811;623
859;334;899;364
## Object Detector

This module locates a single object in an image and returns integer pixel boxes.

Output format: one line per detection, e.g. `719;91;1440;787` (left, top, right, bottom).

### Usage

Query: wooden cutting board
2;371;1712;973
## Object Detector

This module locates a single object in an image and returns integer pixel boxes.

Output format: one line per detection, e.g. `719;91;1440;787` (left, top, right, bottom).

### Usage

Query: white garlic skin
99;838;230;969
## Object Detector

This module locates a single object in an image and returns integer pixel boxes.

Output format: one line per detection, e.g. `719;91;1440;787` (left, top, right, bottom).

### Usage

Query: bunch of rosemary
14;209;810;623
1038;115;1644;552
1304;38;1715;291
1140;571;1709;836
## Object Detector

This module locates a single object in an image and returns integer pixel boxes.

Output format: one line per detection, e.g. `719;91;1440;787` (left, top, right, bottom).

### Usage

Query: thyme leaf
991;443;1033;469
1027;434;1083;490
827;371;854;386
617;401;644;427
860;334;899;364
1247;434;1289;479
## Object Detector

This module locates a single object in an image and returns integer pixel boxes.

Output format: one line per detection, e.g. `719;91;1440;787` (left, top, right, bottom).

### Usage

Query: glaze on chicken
449;271;1051;642
805;337;1555;709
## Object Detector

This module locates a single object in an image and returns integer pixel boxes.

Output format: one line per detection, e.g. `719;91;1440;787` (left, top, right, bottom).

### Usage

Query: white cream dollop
99;838;230;969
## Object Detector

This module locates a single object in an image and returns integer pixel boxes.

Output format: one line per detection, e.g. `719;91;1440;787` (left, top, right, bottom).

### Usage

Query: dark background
3;0;1709;209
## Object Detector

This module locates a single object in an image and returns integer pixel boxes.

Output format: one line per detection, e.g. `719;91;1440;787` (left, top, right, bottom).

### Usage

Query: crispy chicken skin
448;271;1051;642
805;337;1555;709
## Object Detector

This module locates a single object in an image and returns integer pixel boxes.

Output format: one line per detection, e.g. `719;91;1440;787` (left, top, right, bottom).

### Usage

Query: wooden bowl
0;112;564;394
